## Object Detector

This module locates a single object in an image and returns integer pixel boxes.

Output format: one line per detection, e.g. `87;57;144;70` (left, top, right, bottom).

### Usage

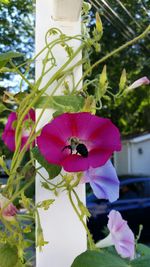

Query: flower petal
0;193;17;222
2;110;35;152
128;76;150;90
83;160;119;202
37;112;121;172
62;154;90;172
108;210;135;259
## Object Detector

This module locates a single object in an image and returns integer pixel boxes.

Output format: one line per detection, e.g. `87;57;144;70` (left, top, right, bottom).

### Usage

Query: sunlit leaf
0;0;10;4
0;244;18;267
0;52;23;62
35;95;84;112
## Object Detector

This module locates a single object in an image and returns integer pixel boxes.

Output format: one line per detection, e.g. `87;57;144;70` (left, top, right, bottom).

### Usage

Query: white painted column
35;1;86;267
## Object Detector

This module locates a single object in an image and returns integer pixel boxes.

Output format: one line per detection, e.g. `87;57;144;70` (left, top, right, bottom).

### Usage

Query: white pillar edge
35;1;87;267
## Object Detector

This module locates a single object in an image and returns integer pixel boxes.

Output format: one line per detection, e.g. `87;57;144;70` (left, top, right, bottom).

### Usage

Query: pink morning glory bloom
128;76;150;90
82;160;119;202
2;109;35;152
37;112;121;172
96;210;135;259
0;193;18;221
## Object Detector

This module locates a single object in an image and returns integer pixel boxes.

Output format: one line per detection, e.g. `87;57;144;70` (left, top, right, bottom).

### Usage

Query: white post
35;1;86;267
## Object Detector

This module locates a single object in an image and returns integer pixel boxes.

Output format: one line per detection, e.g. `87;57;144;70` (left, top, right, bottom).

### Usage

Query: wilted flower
96;210;135;259
2;109;35;151
127;76;150;91
37;112;121;172
0;193;17;221
82;160;119;202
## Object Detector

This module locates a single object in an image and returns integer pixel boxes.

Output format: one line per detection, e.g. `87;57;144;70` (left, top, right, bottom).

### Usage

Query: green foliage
0;0;10;4
32;147;62;179
136;243;150;257
14;261;25;267
119;69;127;92
71;247;150;267
89;1;150;136
0;244;18;267
35;95;85;112
131;256;150;267
71;250;128;267
0;52;23;63
0;0;34;55
37;199;55;210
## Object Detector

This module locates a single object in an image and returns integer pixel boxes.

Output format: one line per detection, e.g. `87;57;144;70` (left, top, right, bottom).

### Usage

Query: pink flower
0;193;17;221
82;160;119;202
37;112;121;172
96;210;135;259
128;76;150;90
2;109;35;151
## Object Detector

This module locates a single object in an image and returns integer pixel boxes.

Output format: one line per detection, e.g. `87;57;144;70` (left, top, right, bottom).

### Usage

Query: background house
114;133;150;176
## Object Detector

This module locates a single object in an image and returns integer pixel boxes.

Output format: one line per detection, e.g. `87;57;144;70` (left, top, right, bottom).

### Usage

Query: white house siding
114;134;150;176
114;142;130;175
131;140;150;175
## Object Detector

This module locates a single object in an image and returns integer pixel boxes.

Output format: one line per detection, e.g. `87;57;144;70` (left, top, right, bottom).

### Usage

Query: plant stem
74;25;150;91
68;189;95;250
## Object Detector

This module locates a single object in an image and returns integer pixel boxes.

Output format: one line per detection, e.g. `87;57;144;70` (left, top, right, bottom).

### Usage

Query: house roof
122;133;150;144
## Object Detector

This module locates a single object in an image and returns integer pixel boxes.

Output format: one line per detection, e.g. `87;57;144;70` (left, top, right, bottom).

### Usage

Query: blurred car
86;177;150;243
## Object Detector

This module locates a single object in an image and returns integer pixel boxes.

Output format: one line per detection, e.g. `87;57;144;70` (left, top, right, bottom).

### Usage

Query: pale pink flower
96;210;135;259
128;76;150;90
0;193;17;221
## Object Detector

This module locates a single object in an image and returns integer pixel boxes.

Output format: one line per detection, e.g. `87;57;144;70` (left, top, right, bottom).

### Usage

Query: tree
88;0;150;136
0;0;35;91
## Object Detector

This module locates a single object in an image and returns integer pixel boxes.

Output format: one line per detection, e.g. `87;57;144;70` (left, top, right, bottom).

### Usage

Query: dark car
86;177;150;243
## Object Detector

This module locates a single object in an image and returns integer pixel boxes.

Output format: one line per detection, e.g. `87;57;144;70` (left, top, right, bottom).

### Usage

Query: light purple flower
0;193;18;221
96;210;135;259
82;160;119;202
128;76;150;90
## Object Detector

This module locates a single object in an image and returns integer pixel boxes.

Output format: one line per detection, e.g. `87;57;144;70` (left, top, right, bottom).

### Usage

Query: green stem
74;25;150;91
9;60;34;89
3;176;35;211
68;189;95;250
37;171;65;190
10;44;83;174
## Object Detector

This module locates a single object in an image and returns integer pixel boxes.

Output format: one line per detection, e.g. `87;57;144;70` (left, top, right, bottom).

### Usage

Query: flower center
62;137;88;158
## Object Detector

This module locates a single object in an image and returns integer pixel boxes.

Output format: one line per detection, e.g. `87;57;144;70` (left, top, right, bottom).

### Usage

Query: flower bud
0;193;17;221
126;76;150;92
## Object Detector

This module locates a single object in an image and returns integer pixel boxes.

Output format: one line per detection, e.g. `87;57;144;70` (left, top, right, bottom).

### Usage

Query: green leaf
0;52;23;62
35;95;84;112
119;69;127;91
32;147;62;179
96;12;103;35
0;0;10;4
14;261;25;267
41;182;51;190
136;243;150;257
37;199;55;210
0;102;8;114
0;244;18;267
0;67;17;73
131;256;150;267
0;60;8;69
71;250;128;267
